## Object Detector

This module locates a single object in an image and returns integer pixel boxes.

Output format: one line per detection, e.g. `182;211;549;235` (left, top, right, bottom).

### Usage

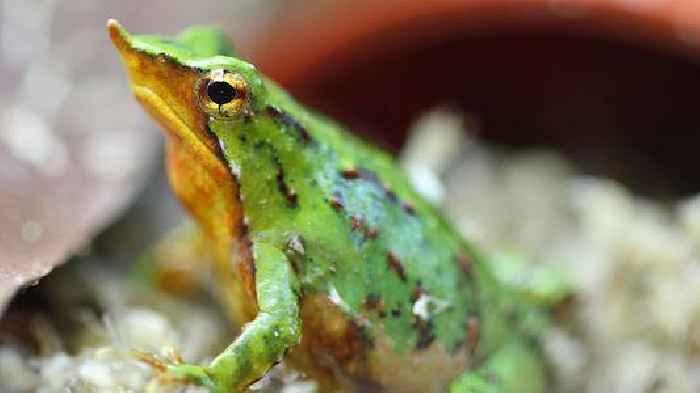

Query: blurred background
3;0;700;392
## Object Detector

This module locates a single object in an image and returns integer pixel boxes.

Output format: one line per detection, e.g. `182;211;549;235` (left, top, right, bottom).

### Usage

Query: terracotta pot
243;0;700;194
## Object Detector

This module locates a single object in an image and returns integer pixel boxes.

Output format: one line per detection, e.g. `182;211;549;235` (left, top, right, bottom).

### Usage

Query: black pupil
207;81;237;105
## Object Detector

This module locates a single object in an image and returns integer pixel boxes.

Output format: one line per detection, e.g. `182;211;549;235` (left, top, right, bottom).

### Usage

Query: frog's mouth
107;19;224;168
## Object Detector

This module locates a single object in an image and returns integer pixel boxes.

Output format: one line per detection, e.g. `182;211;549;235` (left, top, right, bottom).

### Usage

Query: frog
107;19;566;393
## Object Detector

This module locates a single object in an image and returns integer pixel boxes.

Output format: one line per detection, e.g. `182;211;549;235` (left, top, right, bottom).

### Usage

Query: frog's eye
198;70;249;117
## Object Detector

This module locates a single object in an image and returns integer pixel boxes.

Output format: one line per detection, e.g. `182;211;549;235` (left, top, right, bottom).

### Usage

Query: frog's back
244;83;483;391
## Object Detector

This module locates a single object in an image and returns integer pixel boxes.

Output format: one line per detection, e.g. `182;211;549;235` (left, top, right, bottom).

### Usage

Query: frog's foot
134;349;217;390
134;243;301;393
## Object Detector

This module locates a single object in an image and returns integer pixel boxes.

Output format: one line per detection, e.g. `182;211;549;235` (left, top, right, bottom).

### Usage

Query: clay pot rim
248;0;700;85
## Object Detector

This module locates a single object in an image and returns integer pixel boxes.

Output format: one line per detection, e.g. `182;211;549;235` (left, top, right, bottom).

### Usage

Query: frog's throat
132;85;223;170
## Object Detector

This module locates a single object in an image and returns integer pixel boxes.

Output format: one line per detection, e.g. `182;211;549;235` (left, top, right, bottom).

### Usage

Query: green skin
113;24;565;393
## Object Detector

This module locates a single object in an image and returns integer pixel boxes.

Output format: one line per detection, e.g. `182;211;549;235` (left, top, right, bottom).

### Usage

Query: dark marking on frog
249;140;298;208
205;124;228;164
413;317;435;350
391;308;401;318
341;166;418;216
387;252;407;282
340;167;360;179
274;158;298;207
456;252;472;275
384;187;399;204
350;215;380;240
236;230;256;299
356;167;381;184
349;318;376;350
362;328;376;350
347;167;384;190
366;227;379;239
155;52;172;64
466;316;480;355
401;201;417;216
329;192;344;211
351;215;364;232
363;293;386;316
265;106;312;144
285;235;305;274
410;281;424;303
364;293;384;311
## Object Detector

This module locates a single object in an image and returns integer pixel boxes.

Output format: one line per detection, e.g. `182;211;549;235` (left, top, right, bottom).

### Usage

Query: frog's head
107;19;268;162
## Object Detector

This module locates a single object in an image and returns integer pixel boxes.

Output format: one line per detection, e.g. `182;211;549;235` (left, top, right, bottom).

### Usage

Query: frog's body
109;20;556;393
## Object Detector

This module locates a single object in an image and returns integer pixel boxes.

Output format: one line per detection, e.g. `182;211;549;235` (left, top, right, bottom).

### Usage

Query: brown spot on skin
363;293;385;312
366;227;379;239
275;164;298;207
329;193;344;211
401;201;416;215
466;317;480;355
384;187;399;203
351;215;364;231
350;215;380;240
265;106;312;144
387;252;407;282
341;167;360;179
342;166;417;215
413;317;435;350
456;253;472;275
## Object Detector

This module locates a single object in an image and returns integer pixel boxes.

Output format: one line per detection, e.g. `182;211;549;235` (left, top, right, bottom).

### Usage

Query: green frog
108;20;565;393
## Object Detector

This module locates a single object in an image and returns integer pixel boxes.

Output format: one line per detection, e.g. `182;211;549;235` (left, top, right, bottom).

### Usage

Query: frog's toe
134;349;217;390
167;362;216;389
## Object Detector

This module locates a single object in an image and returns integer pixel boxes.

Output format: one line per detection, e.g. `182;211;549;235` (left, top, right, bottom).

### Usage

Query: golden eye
198;70;248;117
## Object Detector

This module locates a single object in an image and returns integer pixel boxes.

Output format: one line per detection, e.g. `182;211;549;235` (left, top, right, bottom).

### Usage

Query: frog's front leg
449;341;546;393
165;241;301;393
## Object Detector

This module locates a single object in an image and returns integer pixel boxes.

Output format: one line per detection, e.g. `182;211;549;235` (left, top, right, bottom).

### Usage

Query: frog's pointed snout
107;19;224;173
107;19;131;54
